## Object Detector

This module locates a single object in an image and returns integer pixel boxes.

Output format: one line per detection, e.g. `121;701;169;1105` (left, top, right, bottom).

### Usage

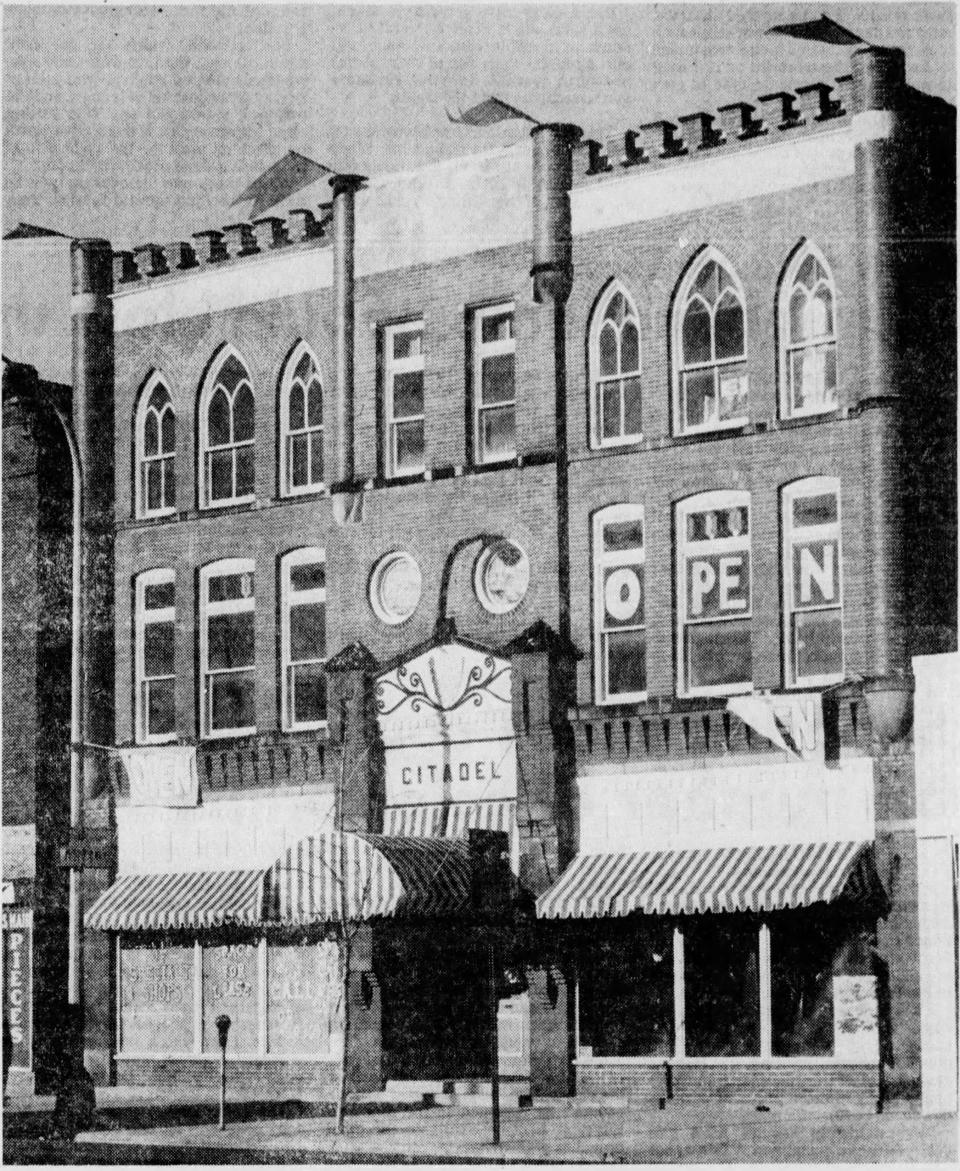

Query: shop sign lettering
385;741;517;805
120;944;194;1055
793;538;839;609
686;551;750;619
3;913;32;1067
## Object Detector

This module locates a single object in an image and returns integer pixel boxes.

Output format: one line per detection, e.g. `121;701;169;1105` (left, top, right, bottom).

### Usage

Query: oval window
370;551;422;625
475;539;530;614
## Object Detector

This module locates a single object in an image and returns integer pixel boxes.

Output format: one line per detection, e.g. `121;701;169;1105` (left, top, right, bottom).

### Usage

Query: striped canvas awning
537;840;885;919
85;869;265;931
382;799;515;841
263;831;473;924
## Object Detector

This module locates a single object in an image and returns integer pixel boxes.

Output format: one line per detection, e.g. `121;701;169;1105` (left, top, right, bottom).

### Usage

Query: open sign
686;552;750;619
604;565;644;627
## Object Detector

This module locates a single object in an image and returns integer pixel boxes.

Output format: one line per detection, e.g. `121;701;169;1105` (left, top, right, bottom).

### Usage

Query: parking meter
215;1014;231;1129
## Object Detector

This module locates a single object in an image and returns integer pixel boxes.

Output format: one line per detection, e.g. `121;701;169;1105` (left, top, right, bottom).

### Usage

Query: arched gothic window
590;284;642;446
135;374;176;517
200;348;255;507
674;251;748;434
280;343;324;495
780;244;838;417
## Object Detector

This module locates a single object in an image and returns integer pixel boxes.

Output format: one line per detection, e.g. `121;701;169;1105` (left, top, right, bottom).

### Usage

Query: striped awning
537;840;885;919
382;799;515;841
263;831;473;924
85;869;265;931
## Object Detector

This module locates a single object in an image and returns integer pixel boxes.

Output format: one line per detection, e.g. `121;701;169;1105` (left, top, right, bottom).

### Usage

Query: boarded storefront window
267;940;341;1055
202;943;259;1054
120;942;194;1054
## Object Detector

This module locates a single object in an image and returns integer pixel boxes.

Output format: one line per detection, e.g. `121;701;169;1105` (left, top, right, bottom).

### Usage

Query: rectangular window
677;493;752;696
281;550;327;730
593;506;646;702
473;304;515;465
577;924;673;1057
202;943;259;1055
135;570;176;743
784;480;843;686
384;322;425;477
201;561;255;738
684;917;760;1057
266;940;341;1055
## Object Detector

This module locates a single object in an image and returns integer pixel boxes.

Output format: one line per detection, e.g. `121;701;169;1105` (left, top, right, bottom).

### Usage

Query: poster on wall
833;974;879;1062
2;909;32;1069
203;943;259;1054
120;943;194;1055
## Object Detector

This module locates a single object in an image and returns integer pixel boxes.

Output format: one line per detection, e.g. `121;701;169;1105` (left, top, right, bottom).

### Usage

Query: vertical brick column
72;239;117;1082
852;47;909;682
325;642;381;833
346;925;382;1092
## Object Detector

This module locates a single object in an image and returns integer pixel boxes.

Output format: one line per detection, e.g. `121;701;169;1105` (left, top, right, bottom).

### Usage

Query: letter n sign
793;539;839;608
687;552;750;618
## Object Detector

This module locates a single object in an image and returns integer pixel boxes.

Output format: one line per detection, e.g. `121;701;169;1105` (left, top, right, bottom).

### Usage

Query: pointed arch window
200;349;255;507
674;252;748;435
136;375;176;517
780;245;838;417
591;285;642;446
280;344;324;495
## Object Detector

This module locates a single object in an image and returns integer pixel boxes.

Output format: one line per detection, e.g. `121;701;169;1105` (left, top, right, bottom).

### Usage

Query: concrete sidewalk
59;1099;956;1164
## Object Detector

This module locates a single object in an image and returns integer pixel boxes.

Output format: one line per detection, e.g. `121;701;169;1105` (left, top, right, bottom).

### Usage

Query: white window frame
593;504;647;704
590;282;643;448
783;477;844;688
676;489;753;699
281;548;327;732
135;373;176;519
134;568;176;744
672;249;749;437
198;346;255;509
383;321;425;478
199;558;256;739
279;342;324;498
472;302;516;465
779;242;839;419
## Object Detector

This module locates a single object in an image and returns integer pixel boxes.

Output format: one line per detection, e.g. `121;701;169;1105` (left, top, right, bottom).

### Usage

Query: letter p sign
689;560;716;617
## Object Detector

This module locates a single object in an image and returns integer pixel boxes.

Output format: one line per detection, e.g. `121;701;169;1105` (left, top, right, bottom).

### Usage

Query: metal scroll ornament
375;654;511;717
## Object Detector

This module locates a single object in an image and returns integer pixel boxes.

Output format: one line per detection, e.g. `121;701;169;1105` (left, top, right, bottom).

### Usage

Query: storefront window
684;918;760;1057
770;915;847;1057
120;942;194;1055
202;942;259;1054
579;923;673;1057
267;940;342;1055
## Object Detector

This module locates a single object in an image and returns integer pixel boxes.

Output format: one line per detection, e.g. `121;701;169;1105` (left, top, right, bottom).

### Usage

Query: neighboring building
74;41;955;1106
2;357;73;1095
2;223;75;1095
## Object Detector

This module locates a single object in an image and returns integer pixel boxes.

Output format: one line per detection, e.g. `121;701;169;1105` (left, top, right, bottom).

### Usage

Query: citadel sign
376;640;518;807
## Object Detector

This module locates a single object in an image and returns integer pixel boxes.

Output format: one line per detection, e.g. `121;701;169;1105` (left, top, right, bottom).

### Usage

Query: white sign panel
833;975;879;1062
121;746;199;807
385;740;517;806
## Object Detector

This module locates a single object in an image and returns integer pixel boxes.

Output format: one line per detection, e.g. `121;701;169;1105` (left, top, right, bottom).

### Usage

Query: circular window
370;551;422;625
475;539;530;614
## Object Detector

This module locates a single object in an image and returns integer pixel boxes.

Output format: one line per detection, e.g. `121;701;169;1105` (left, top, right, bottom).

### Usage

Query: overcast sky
3;2;955;250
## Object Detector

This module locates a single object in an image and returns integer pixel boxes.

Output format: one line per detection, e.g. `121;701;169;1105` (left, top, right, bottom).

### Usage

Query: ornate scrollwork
376;653;510;717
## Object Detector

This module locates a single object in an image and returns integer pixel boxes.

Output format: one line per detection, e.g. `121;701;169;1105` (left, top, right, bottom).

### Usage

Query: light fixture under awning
86;869;266;932
536;840;887;920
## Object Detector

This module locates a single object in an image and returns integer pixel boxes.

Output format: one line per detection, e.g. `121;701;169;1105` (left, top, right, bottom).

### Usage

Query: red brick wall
575;1061;880;1102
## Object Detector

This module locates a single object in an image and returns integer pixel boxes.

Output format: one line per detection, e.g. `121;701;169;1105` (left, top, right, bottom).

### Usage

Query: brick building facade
71;43;954;1103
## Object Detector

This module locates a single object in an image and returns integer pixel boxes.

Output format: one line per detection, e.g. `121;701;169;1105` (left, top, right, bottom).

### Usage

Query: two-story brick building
74;40;954;1105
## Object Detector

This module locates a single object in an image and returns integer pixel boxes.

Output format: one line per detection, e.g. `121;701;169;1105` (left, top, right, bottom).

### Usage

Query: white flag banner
120;746;199;807
726;696;797;756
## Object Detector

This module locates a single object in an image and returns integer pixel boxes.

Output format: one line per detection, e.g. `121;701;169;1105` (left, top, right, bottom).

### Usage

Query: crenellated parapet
578;73;852;182
113;201;334;287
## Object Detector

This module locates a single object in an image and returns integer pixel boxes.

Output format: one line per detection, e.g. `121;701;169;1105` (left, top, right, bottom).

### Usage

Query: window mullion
759;922;772;1058
673;925;685;1059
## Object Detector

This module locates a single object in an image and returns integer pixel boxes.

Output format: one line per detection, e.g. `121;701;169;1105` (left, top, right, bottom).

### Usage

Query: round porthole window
370;551;422;625
475;539;530;615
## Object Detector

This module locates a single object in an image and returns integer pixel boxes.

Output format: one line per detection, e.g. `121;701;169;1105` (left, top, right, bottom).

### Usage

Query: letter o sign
605;567;642;623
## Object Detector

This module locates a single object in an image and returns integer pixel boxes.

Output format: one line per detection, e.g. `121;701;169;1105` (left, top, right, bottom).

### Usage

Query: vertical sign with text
2;909;33;1069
